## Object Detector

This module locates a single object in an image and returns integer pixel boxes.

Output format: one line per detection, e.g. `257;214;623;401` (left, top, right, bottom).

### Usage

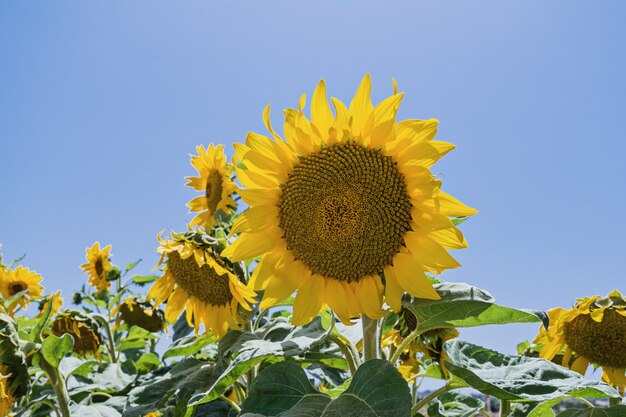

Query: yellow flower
186;144;238;228
223;75;476;325
80;242;112;293
51;310;102;358
0;371;13;417
147;231;256;338
0;266;43;314
534;290;626;394
37;291;63;318
113;297;166;333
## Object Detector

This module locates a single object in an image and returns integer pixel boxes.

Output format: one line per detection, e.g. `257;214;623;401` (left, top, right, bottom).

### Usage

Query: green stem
361;315;380;361
389;326;422;365
328;334;360;375
411;384;453;415
220;395;242;413
500;399;511;416
93;314;117;363
40;359;72;417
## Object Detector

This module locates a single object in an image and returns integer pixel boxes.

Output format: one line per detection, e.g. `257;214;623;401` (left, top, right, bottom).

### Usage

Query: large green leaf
241;359;411;417
557;406;626;417
70;404;121;417
162;333;214;360
427;392;486;417
41;333;74;368
443;340;621;402
189;316;332;406
403;283;548;333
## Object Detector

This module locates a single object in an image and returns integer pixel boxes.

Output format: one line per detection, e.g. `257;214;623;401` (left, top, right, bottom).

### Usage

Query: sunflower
186;144;238;228
0;371;12;417
80;242;112;293
51;310;102;358
113;297;166;333
147;231;256;338
534;290;626;394
0;266;43;313
37;291;63;318
223;75;476;325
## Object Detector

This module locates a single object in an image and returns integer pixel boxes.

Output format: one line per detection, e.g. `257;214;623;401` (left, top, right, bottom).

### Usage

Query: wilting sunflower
223;75;476;325
147;231;256;338
37;291;63;318
0;266;43;313
113;297;166;333
80;242;112;293
186;144;238;228
51;310;102;358
534;290;626;394
384;308;458;380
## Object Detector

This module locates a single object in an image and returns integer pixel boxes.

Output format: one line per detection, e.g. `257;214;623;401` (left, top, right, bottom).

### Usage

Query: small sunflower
534;290;626;394
37;291;63;318
80;242;112;293
0;371;12;417
51;310;102;358
0;266;43;313
223;75;476;325
113;297;166;333
147;231;256;338
186;144;238;228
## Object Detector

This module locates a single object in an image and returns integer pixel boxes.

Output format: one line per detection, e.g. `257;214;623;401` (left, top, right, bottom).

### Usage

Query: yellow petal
437;192;478;217
260;255;306;309
311;80;334;140
238;187;280;207
354;276;385;319
391;252;441;300
221;227;283;261
349;74;373;137
369;93;404;148
404;231;461;273
230;205;280;236
292;275;325;326
571;356;589;375
325;278;354;325
165;287;188;323
383;265;404;312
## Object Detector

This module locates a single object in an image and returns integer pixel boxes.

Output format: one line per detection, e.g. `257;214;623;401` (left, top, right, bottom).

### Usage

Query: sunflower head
223;75;476;326
51;310;102;358
0;266;43;314
37;291;63;318
0;371;13;417
186;144;238;228
147;230;256;338
80;242;113;294
534;290;626;393
113;297;165;333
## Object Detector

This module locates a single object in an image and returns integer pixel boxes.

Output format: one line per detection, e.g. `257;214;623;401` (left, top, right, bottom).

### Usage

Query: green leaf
241;359;412;417
189;316;333;407
163;334;214;360
135;353;162;374
443;340;621;402
427;392;486;417
59;357;99;379
130;274;159;286
69;404;121;417
118;325;158;351
41;333;74;368
403;283;548;333
124;259;142;273
557;406;626;417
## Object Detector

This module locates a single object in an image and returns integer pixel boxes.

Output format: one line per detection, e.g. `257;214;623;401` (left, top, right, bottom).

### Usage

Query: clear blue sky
1;1;625;367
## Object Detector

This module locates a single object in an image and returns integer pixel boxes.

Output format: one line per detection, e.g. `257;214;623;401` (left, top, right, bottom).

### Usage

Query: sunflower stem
500;399;511;416
220;394;241;413
362;315;380;361
328;334;360;375
93;314;117;363
40;357;72;417
389;326;422;365
411;384;452;415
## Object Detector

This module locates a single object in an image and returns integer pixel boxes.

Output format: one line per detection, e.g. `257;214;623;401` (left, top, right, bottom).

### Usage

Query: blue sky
1;0;625;371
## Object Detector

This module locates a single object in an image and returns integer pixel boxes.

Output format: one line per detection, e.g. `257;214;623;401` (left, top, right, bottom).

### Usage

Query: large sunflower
186;144;238;228
223;75;476;325
534;290;626;394
80;242;112;293
147;231;256;338
0;266;43;313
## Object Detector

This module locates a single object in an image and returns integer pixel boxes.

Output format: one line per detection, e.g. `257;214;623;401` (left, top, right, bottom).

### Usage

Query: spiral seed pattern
564;309;626;368
278;143;412;282
167;251;232;306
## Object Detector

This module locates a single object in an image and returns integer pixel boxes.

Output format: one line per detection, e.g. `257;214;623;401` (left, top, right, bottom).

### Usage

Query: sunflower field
1;76;625;417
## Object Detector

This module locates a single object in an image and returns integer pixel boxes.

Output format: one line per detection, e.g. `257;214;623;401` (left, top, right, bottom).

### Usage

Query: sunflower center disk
564;309;626;368
278;143;412;282
167;251;233;306
205;169;223;213
9;282;27;296
95;259;104;278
